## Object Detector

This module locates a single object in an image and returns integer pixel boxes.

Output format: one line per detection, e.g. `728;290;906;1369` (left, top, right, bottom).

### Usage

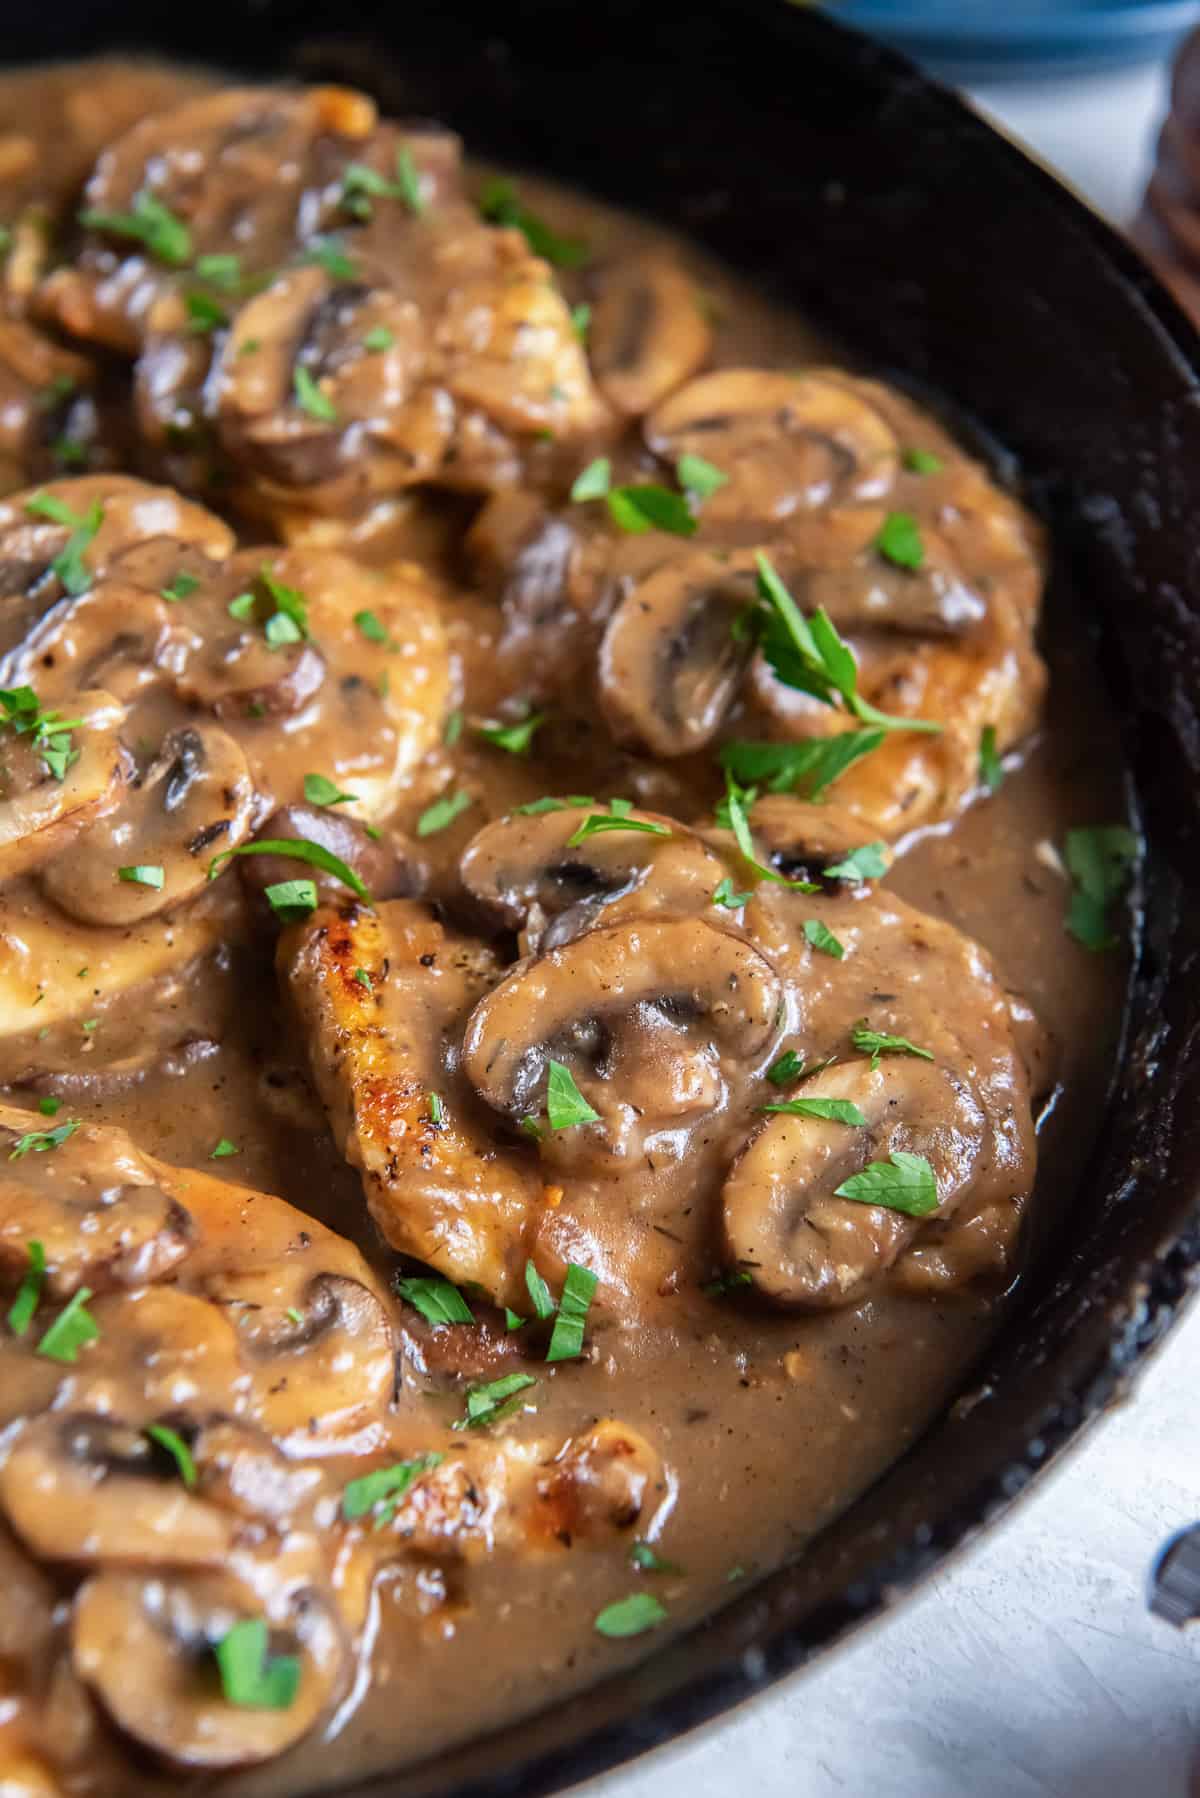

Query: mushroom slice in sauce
0;688;128;884
587;252;712;417
72;1571;348;1768
462;915;783;1171
724;795;894;890
721;1057;989;1309
460;803;727;948
644;367;899;522
0;1413;234;1568
0;318;113;494
597;551;759;756
237;803;416;918
0;1102;192;1297
278;900;542;1309
4;581;182;705
39;724;255;926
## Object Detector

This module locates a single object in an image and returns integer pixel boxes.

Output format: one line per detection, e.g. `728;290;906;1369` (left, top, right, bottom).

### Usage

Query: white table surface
584;48;1200;1798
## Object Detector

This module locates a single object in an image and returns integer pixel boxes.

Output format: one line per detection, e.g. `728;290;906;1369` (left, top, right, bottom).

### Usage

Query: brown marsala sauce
0;57;1130;1798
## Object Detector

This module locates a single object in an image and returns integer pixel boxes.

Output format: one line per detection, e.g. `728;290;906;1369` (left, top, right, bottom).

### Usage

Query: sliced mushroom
72;1571;347;1768
533;1419;664;1543
801;533;987;639
0;1103;193;1297
588;252;712;417
597;551;759;756
727;795;894;889
4;582;182;704
645;368;898;524
0;318;107;493
0;1413;233;1568
278;899;542;1309
721;1057;986;1309
236;803;416;917
39;725;256;926
460;803;727;948
0;688;129;884
463;915;782;1170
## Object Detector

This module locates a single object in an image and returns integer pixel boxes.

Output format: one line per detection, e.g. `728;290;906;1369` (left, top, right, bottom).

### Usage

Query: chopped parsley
607;483;696;537
822;841;888;882
443;709;463;746
979;724;1004;794
545;1060;600;1131
903;448;944;475
546;1262;598;1362
712;875;753;910
303;772;357;807
117;864;165;890
264;878;318;922
477;711;548;756
851;1022;934;1069
194;252;243;289
8;1119;80;1161
761;1096;867;1125
23;490;104;596
428;1092;444;1125
37;1096;61;1116
341;147;425;220
7;1240;45;1336
363;325;395;353
766;1049;805;1087
1063;825;1138;952
803;918;844;958
353;608;392;645
416;790;473;837
594;1593;667;1638
0;685;84;782
836;1150;939;1215
478;177;588;267
514;794;594;816
629;1542;682;1574
504;1308;526;1331
184;289;228;334
342;1452;444;1527
145;1423;197;1487
293;365;337;423
524;1260;556;1321
210;1138;238;1158
160;570;200;603
571;301;591;342
353;967;373;991
565;803;670;849
570;456;612;502
303;236;358;280
395;1275;473;1327
79;188;191;265
718;730;886;801
702;1268;754;1297
214;1618;300;1711
719;773;817;892
676;452;727;501
209;837;369;902
875;511;925;570
35;1286;99;1363
453;1370;538;1431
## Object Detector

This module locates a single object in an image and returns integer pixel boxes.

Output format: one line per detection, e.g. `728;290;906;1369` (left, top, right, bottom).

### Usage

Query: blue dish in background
830;1;1199;78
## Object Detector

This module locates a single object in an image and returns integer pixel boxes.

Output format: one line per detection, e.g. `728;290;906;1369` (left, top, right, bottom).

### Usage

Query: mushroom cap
721;1056;986;1309
238;803;416;918
39;723;256;926
459;803;727;942
728;795;894;889
5;582;183;706
588;252;712;418
72;1571;347;1768
597;551;759;756
644;367;899;523
0;687;128;884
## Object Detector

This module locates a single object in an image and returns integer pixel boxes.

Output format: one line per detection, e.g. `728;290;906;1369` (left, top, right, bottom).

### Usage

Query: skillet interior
3;3;1199;1793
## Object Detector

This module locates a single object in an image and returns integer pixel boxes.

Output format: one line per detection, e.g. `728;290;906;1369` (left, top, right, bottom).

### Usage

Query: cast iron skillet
8;2;1200;1791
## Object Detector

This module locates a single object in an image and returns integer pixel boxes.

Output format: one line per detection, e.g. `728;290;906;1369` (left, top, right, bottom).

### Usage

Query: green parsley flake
209;837;369;902
1063;825;1138;952
719;729;886;801
303;772;357;807
453;1370;537;1431
719;774;817;892
145;1423;197;1487
185;289;228;334
293;365;337;423
570;456;612;503
701;1268;754;1298
607;483;696;537
264;878;319;922
850;1022;933;1069
36;1286;99;1363
79;188;191;264
161;570;200;603
545;1060;600;1131
195;252;243;289
571;302;591;342
565;807;670;850
546;1262;598;1362
477;711;547;756
23;491;104;597
304;237;358;280
8;1119;80;1161
37;1096;61;1117
443;709;463;746
342;1452;444;1526
875;511;925;570
504;1307;526;1331
712;875;753;910
395;1275;473;1327
0;685;85;783
416;790;473;838
803;918;845;958
7;1239;45;1336
353;967;373;991
822;842;888;883
210;1138;238;1158
761;1096;867;1126
514;795;594;816
118;864;165;890
979;724;1004;794
524;1259;556;1321
903;448;944;474
676;452;727;501
766;1049;805;1087
428;1092;444;1125
478;177;588;268
629;1542;683;1574
363;325;394;353
835;1150;939;1216
214;1618;300;1711
354;608;391;645
594;1592;667;1638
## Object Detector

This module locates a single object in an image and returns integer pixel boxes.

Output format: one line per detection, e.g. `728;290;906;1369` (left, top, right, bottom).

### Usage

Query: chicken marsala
0;53;1132;1798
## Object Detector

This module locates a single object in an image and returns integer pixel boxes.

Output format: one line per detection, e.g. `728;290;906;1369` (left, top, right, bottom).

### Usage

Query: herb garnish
36;1287;99;1363
546;1263;598;1361
822;842;888;883
453;1370;538;1431
342;1452;444;1526
594;1593;668;1638
354;609;393;645
545;1060;600;1131
676;452;727;501
718;729;886;801
570;456;611;503
210;1138;238;1158
395;1275;473;1327
477;711;547;756
293;365;337;424
341;147;425;220
23;490;104;596
719;774;818;892
571;302;591;342
979;724;1003;794
265;878;318;922
761;1096;867;1125
8;1119;80;1161
304;236;358;280
803;918;844;958
208;837;369;902
630;1542;683;1574
79;188;191;265
38;1096;61;1116
835;1151;939;1215
712;876;753;910
185;289;228;334
766;1049;805;1087
568;456;697;536
303;772;357;807
7;1240;45;1336
903;448;943;475
514;794;594;816
875;511;925;570
194;253;243;289
416;790;473;837
1063;825;1138;952
353;967;373;991
161;570;200;603
214;1619;300;1711
565;802;670;850
145;1423;197;1487
0;685;84;782
118;864;165;890
850;1022;933;1069
478;177;588;267
363;325;395;353
702;1268;754;1298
